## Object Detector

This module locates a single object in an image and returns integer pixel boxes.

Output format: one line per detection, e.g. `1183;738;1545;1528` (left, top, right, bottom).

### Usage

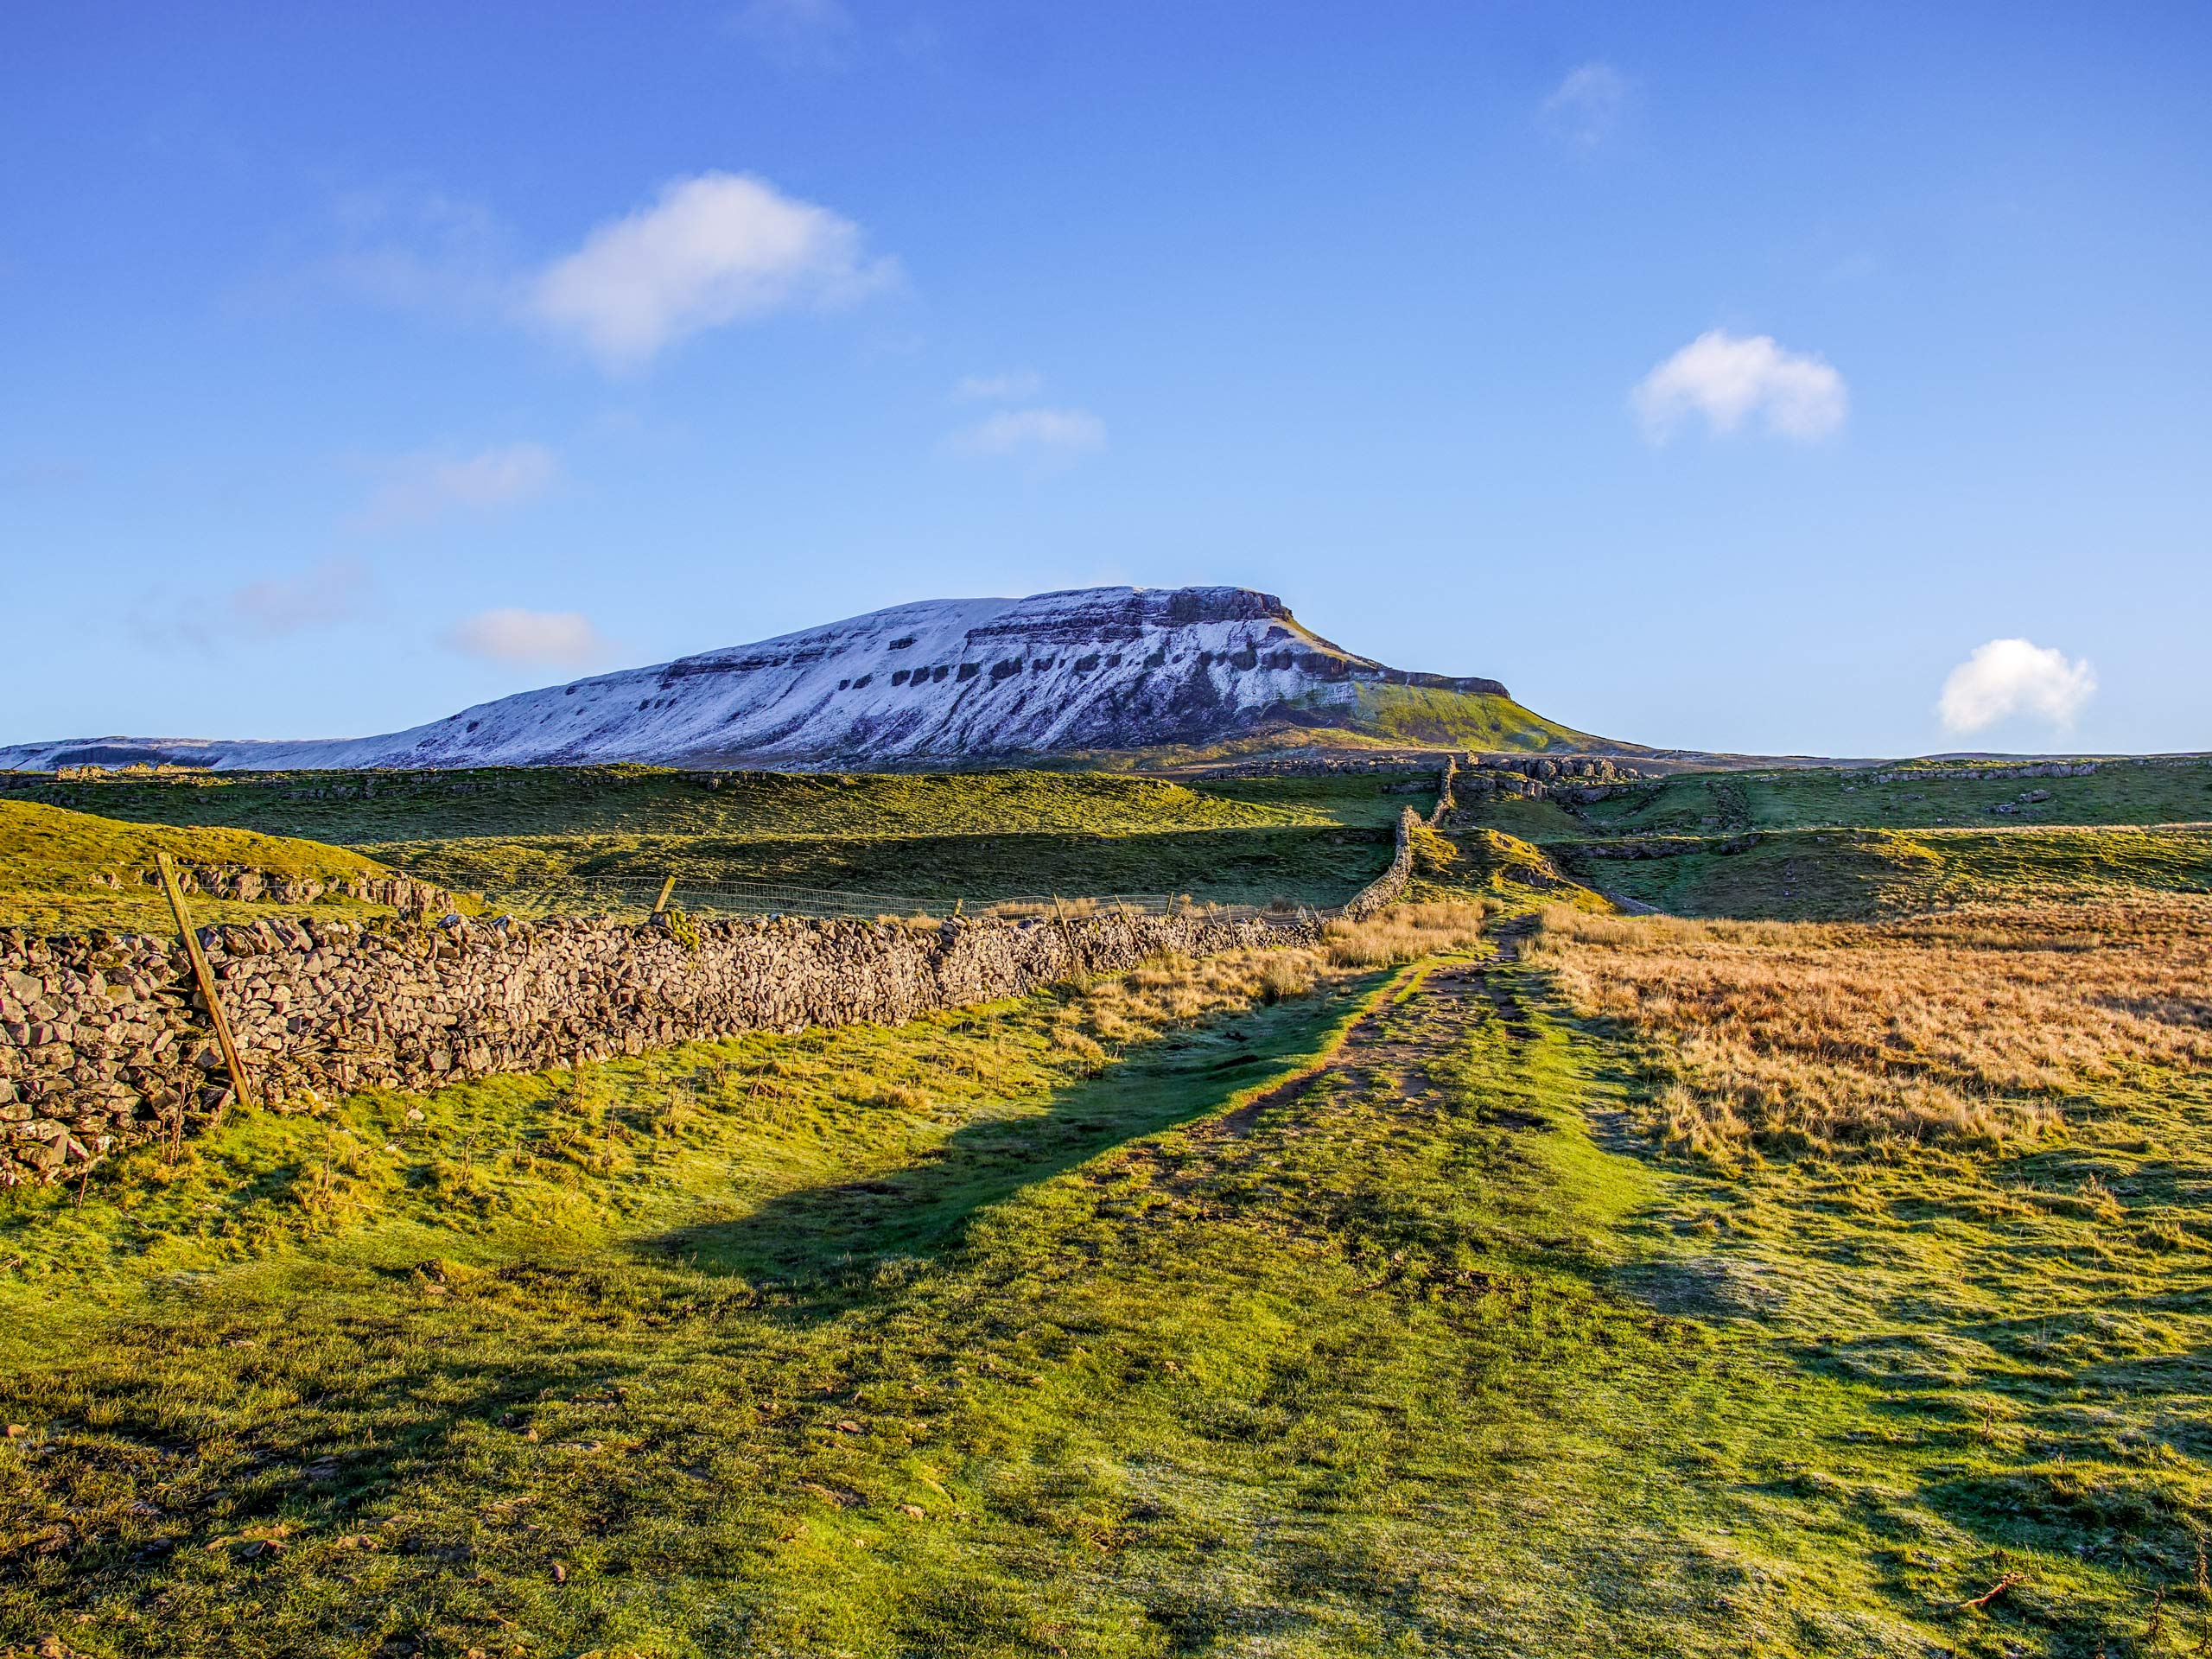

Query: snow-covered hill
0;586;1553;772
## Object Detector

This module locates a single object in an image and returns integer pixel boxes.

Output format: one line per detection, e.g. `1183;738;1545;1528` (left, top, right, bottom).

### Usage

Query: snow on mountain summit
0;586;1521;772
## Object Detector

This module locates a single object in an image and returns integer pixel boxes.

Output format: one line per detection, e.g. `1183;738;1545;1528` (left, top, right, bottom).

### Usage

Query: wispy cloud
132;557;373;649
313;188;515;317
444;608;612;669
952;369;1044;403
1541;63;1629;149
1631;329;1848;442
945;407;1106;461
526;172;897;370
228;558;374;635
355;442;558;530
1938;639;2097;734
729;0;854;68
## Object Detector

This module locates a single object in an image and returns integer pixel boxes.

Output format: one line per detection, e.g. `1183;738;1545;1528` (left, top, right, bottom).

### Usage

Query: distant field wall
0;906;1324;1186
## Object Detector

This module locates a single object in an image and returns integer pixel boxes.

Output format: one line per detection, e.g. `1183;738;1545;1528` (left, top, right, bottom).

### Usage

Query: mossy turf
5;926;2204;1655
3;767;1433;919
1;767;1402;848
0;800;400;936
1549;761;2212;841
1556;824;2212;921
365;825;1396;910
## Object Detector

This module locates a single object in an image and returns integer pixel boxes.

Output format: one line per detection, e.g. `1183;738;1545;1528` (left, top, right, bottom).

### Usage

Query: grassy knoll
0;800;405;936
1554;824;2212;921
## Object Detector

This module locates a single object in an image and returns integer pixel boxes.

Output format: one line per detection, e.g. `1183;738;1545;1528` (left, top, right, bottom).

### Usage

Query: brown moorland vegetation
1530;895;2212;1161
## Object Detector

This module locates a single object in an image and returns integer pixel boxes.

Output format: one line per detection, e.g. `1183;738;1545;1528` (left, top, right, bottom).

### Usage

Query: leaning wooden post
652;874;677;917
156;851;256;1112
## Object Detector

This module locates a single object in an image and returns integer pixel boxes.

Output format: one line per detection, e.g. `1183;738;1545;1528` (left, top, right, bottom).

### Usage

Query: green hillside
3;766;1435;921
0;800;409;935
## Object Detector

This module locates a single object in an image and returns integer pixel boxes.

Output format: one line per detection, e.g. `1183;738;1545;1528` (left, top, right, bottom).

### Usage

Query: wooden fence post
652;874;677;917
1051;894;1082;975
156;851;256;1113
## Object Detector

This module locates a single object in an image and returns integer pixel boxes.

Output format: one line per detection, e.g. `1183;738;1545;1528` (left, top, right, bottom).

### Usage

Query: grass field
1555;823;2212;920
1460;759;2212;842
6;757;2211;1655
1;767;1433;918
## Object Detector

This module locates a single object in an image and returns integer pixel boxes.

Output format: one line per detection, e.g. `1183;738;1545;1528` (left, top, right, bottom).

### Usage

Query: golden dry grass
1321;899;1497;968
1047;901;1493;1056
1529;895;2212;1160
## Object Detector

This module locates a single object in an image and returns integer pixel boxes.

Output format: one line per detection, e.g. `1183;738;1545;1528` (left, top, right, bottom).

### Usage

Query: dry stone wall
1341;808;1422;920
0;906;1319;1187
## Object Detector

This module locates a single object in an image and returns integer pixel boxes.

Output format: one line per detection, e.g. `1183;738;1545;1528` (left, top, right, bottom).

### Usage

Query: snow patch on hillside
0;586;1510;772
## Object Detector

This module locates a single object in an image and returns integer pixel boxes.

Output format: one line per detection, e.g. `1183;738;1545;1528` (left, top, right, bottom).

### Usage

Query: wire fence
454;871;1331;927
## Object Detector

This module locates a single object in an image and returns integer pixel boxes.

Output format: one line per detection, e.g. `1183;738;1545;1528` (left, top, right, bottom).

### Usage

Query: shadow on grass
632;977;1381;1306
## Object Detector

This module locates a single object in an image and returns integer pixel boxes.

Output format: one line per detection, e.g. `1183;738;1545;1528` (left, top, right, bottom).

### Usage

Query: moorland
2;753;2210;1656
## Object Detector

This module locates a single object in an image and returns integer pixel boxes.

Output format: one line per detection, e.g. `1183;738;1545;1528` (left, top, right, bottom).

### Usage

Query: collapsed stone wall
0;906;1319;1187
1870;761;2103;785
1461;753;1645;804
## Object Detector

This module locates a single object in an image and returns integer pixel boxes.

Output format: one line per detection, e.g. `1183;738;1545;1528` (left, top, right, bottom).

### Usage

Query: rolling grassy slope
1553;824;2212;921
369;825;1395;910
3;766;1433;918
1569;760;2212;838
3;766;1360;845
0;800;406;935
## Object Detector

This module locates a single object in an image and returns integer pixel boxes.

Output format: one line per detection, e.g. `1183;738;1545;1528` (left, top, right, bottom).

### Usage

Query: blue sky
4;1;2208;757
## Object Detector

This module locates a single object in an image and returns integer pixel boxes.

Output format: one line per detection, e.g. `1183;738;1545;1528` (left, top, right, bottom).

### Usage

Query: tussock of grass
1532;897;2212;1160
1320;899;1495;968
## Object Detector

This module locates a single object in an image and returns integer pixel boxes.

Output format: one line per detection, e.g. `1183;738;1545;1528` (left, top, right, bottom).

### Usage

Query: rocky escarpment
0;585;1567;773
0;906;1322;1186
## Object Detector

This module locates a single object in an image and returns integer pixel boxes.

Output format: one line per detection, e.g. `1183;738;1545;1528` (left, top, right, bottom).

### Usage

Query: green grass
8;918;2206;1654
1570;762;2212;840
0;800;403;936
368;824;1396;908
1555;824;2212;920
1326;682;1597;750
0;766;1402;849
3;766;1436;920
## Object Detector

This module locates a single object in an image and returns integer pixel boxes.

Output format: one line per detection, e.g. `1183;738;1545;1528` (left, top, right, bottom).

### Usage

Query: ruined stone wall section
0;906;1319;1186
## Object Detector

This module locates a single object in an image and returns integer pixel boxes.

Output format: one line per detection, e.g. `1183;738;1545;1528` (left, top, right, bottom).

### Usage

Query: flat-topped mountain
0;585;1604;771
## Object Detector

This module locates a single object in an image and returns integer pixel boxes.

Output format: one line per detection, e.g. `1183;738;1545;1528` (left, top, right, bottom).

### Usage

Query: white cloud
1938;639;2098;734
1632;329;1848;442
527;172;895;370
730;0;853;67
1541;62;1628;149
444;608;612;668
945;406;1106;461
952;369;1044;403
356;442;557;529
